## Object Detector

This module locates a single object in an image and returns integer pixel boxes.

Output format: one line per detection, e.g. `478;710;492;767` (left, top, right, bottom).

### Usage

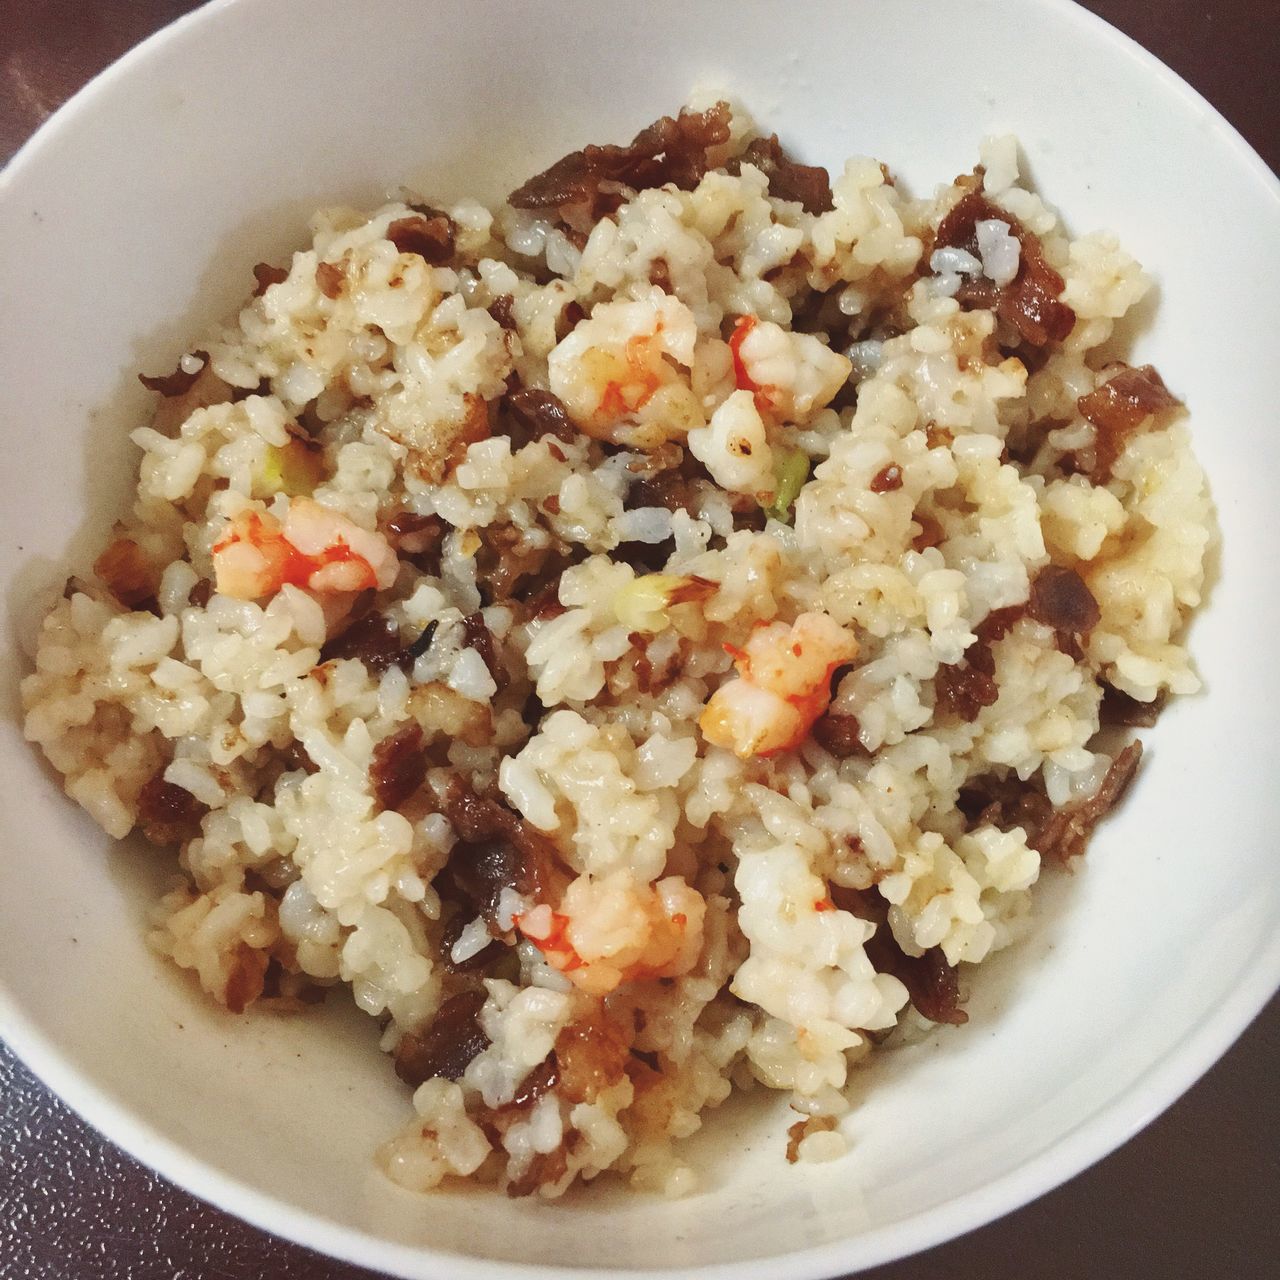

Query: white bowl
1;0;1277;1275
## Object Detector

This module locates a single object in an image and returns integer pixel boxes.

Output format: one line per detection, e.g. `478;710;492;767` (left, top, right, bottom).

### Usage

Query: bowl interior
1;1;1278;1276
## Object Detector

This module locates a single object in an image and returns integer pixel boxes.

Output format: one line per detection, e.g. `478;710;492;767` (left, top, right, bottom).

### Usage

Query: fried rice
21;99;1213;1197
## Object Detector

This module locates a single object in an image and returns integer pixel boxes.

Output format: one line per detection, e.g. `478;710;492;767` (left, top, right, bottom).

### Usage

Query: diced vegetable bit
257;437;326;497
613;573;717;633
762;448;810;523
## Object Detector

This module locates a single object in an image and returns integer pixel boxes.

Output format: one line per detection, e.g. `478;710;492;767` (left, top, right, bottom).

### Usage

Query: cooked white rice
21;100;1212;1198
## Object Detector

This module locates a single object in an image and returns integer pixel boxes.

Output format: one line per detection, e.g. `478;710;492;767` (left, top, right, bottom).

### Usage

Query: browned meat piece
384;509;443;546
934;190;1075;347
280;740;318;774
462;612;504;688
509;102;731;221
320;612;403;671
891;946;967;1026
489;294;517;329
628;631;690;696
626;472;695;513
223;945;270;1015
136;773;209;846
958;772;1054;836
315;260;344;298
476;524;560;600
1077;364;1180;480
506;1056;560;1112
960;741;1143;864
730;134;834;214
524;577;569;622
386;209;455;264
440;780;570;922
1028;564;1101;635
383;510;446;574
1033;742;1143;864
830;885;968;1026
505;1144;570;1198
93;537;159;611
934;642;999;722
811;712;869;758
320;613;438;675
439;909;502;974
258;958;328;1008
554;1010;632;1104
785;1115;837;1163
188;579;214;608
443;838;545;932
1099;684;1163;727
911;510;944;552
394;989;490;1087
138;349;210;397
974;605;1026;644
648;258;673;292
251;263;288;297
506;387;579;444
369;724;427;812
870;463;903;493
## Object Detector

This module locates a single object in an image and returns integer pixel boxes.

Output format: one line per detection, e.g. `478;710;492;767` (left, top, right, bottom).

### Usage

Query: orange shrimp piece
700;612;858;758
212;498;397;600
728;315;776;415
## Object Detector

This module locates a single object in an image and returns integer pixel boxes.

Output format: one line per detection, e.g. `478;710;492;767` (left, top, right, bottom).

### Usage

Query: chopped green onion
763;448;810;523
256;439;325;497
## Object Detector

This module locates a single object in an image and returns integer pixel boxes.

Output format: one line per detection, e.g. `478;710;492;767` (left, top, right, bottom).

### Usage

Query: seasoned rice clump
22;101;1212;1196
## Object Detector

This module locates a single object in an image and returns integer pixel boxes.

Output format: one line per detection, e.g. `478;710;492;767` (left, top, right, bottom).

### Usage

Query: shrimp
700;611;858;758
516;871;705;997
211;497;398;600
729;315;851;425
686;389;775;496
547;293;704;449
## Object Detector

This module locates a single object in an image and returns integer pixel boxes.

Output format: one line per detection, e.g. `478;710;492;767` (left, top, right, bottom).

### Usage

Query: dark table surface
2;1;1277;1277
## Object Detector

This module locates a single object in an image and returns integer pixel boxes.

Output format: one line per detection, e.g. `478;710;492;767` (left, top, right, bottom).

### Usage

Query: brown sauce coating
1099;684;1163;728
811;712;869;758
830;885;967;1025
369;723;427;812
488;294;517;329
1077;363;1180;480
974;605;1025;645
223;945;270;1015
394;989;490;1087
315;260;344;299
785;1115;837;1163
320;612;403;671
509;102;731;220
505;1145;570;1199
1032;742;1143;864
93;538;159;612
138;349;210;398
730;134;834;214
440;779;570;919
386;210;456;265
462;613;504;688
960;741;1143;865
251;263;288;297
934;190;1075;347
554;1010;633;1105
136;774;208;846
438;910;502;974
1028;564;1101;634
934;643;999;722
505;387;580;443
911;510;944;552
870;463;903;493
